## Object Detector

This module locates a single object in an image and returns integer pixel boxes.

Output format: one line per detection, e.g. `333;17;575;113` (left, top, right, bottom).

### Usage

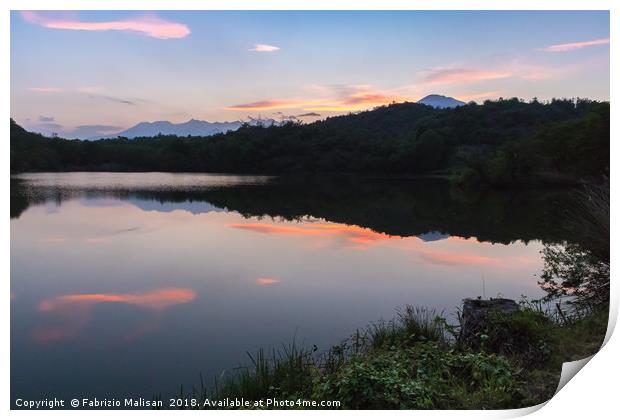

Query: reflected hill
11;176;577;244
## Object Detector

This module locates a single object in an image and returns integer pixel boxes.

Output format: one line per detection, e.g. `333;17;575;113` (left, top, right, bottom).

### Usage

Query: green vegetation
10;98;609;186
181;303;607;409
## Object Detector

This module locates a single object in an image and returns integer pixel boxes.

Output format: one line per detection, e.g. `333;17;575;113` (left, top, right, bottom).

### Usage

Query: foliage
10;98;609;187
182;297;610;410
539;244;610;311
539;181;610;311
473;308;559;368
365;306;447;351
314;343;519;409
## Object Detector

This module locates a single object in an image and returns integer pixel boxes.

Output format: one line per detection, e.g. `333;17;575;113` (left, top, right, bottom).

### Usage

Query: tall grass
211;341;316;401
179;299;608;409
195;305;449;404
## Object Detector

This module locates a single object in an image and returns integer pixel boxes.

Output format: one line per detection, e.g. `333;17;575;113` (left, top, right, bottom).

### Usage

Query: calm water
10;172;575;405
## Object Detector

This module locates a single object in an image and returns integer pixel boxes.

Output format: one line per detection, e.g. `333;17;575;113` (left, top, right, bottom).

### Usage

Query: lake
10;172;576;405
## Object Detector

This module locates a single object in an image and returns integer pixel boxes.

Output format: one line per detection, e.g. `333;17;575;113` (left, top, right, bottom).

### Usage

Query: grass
181;303;608;409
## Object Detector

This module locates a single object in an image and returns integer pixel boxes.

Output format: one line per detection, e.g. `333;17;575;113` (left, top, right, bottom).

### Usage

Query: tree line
10;98;609;186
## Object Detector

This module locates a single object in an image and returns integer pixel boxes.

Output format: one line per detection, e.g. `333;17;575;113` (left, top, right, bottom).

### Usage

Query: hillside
10;98;609;186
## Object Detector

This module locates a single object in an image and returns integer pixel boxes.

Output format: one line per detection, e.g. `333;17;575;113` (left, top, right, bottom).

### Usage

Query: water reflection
11;172;577;403
12;174;578;244
34;288;196;343
255;278;281;286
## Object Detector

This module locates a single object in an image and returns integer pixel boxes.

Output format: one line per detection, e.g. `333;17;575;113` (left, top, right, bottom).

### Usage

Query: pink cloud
415;249;503;268
20;11;190;39
28;87;63;93
250;44;280;52
225;100;305;111
256;278;280;286
39;288;196;312
541;38;609;53
424;68;512;85
34;288;196;342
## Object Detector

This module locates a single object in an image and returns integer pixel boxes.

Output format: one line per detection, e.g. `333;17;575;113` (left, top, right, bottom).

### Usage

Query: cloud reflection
415;249;503;267
255;278;280;286
34;288;196;342
229;222;400;249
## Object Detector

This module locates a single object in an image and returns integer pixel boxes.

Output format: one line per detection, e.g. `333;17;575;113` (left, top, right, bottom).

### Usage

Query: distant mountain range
44;94;465;140
107;95;464;139
104;117;285;140
417;94;466;109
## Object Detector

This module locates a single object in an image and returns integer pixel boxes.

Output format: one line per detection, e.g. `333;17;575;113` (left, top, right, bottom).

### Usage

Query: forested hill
10;98;609;186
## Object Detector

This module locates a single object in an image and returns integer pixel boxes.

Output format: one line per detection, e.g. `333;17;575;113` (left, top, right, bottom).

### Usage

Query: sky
10;10;610;138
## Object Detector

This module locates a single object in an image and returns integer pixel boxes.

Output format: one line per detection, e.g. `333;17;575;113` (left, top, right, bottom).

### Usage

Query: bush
314;343;520;409
479;308;558;368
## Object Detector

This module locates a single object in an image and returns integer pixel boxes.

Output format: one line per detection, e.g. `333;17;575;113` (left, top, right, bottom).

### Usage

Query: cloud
249;44;280;52
38;115;55;122
99;95;135;105
71;124;123;139
423;68;512;85
37;122;63;130
75;124;121;131
540;38;610;53
226;85;412;112
226;100;304;111
296;112;321;118
457;91;502;102
20;11;190;39
256;278;280;286
28;87;63;93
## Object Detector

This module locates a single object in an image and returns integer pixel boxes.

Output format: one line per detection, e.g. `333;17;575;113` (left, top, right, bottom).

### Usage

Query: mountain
417;94;466;109
105;117;291;139
108;119;243;139
416;231;450;242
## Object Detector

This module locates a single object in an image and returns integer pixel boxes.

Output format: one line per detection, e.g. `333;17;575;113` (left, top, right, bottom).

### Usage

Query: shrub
314;343;520;409
478;308;559;368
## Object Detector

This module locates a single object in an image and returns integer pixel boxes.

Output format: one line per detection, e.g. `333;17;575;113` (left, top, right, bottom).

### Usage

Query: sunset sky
10;10;610;138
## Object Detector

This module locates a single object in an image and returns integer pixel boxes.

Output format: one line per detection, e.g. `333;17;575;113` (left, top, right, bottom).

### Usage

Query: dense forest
10;98;609;186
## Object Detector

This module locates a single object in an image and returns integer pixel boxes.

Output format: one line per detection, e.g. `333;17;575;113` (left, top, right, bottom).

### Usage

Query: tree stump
460;298;520;341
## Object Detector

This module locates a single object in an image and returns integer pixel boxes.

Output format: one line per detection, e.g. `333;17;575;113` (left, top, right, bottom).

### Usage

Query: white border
2;1;617;419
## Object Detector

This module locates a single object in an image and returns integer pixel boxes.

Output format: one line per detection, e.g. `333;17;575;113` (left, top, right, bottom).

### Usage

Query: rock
460;298;520;341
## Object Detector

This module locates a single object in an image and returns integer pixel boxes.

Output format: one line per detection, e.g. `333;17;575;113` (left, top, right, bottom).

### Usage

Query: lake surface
10;172;575;405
